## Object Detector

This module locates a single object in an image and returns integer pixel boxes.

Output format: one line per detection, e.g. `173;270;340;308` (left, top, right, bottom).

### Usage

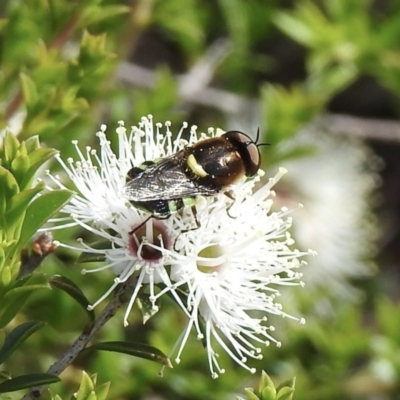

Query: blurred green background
1;0;400;399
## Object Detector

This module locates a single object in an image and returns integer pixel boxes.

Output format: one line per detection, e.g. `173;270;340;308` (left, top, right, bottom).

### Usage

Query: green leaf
3;282;51;298
276;388;295;400
376;297;400;343
19;73;39;111
0;321;46;364
0;373;60;393
0;166;19;203
1;133;20;166
94;381;110;400
154;0;204;57
24;136;40;154
261;84;322;148
80;5;130;26
75;371;94;400
28;148;58;168
6;183;45;236
88;341;172;367
276;378;296;400
260;387;276;400
0;331;5;350
0;167;19;234
218;0;249;49
49;275;95;323
274;12;315;46
0;267;11;287
259;370;276;396
243;388;260;400
0;248;5;271
19;148;58;190
11;154;30;185
17;190;73;249
0;274;50;328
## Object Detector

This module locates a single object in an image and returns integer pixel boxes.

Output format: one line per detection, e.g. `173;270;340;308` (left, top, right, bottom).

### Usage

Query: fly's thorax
187;137;247;188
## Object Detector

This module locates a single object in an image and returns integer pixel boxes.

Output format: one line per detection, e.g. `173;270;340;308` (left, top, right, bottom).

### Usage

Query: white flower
274;126;379;299
166;168;310;377
44;116;311;376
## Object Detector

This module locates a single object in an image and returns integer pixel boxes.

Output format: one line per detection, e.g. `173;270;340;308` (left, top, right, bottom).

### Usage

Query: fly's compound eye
223;131;261;177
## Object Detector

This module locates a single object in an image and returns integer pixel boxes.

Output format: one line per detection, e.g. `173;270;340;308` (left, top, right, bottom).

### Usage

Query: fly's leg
173;205;201;251
129;215;153;237
224;190;238;219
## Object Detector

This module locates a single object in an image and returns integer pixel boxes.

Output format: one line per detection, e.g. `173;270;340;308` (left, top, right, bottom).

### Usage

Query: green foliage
274;0;400;98
88;341;172;367
49;275;95;324
0;1;400;399
0;133;72;298
0;1;122;150
0;373;60;394
261;84;322;144
73;372;110;400
241;371;296;400
0;321;46;364
0;133;73;395
153;0;205;58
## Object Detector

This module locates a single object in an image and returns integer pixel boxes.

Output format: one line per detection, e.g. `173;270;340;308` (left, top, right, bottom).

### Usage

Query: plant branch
21;277;135;400
116;61;400;143
18;233;57;279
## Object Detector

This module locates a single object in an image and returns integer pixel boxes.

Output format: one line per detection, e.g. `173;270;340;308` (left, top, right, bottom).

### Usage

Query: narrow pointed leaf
11;154;30;184
276;378;296;392
6;184;45;233
95;382;111;400
0;274;50;328
243;388;260;400
259;371;276;396
2;133;20;165
28;148;58;168
0;373;60;393
0;166;19;201
277;389;295;400
19;73;39;111
17;190;73;249
0;321;46;364
276;378;296;400
20;148;58;190
24;136;40;154
260;387;276;400
75;371;94;400
88;341;172;367
49;275;95;323
0;292;34;329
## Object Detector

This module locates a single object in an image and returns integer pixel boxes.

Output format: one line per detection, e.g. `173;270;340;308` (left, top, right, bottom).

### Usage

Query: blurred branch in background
117;60;400;143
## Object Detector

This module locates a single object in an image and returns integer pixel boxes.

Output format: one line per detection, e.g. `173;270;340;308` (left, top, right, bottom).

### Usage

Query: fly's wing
124;155;219;201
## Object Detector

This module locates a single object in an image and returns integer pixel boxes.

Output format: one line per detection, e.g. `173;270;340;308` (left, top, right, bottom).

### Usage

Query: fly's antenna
255;127;270;148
